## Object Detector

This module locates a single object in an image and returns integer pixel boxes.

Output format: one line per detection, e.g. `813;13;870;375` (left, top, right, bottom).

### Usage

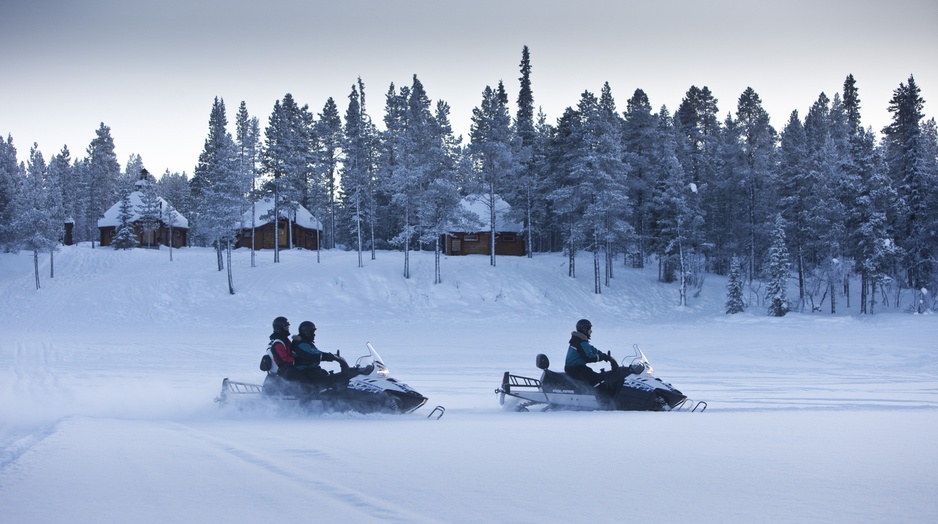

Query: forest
1;47;936;314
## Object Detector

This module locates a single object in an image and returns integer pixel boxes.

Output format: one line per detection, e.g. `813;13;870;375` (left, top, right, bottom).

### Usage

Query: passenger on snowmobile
267;316;299;380
564;319;615;388
291;320;374;388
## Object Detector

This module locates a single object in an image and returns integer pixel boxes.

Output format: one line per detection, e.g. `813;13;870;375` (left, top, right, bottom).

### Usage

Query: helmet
272;316;290;332
298;321;317;339
575;318;592;335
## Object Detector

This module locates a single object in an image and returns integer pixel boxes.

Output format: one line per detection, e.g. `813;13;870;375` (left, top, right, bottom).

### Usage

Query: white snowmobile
496;344;706;412
216;342;432;415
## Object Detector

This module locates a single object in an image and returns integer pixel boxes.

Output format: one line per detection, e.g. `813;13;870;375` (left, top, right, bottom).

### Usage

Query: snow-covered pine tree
647;107;701;304
111;189;139;250
882;75;935;311
385;76;436;279
513;45;539;259
201;135;245;294
777;110;809;311
236;101;261;268
136;170;162;248
676;85;723;276
469;81;520;267
725;257;746;314
16;144;61;288
45;146;68;277
417;100;463;284
315;97;343;250
765;215;791;316
85;123;121;248
622;89;657;268
734;88;778;282
262;94;313;262
0;135;22;250
341;80;379;267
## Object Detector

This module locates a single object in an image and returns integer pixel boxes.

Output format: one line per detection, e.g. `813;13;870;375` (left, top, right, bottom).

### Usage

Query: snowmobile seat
540;368;596;395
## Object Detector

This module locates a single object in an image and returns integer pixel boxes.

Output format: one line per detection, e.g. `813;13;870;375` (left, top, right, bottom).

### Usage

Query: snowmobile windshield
623;345;654;377
364;342;390;378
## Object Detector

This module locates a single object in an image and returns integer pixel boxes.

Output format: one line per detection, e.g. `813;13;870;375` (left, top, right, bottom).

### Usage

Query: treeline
1;47;936;313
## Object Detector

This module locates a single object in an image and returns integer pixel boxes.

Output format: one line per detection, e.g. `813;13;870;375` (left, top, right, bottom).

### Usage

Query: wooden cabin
443;195;525;257
235;198;322;250
97;178;189;248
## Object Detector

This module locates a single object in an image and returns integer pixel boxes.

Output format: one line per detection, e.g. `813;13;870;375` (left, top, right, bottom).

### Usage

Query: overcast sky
2;0;936;176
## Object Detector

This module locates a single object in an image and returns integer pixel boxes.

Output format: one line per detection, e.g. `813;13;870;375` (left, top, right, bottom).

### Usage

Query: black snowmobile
216;342;431;415
496;344;706;412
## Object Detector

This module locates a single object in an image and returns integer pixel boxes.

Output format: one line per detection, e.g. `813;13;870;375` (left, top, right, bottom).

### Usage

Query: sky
2;0;937;177
1;245;936;522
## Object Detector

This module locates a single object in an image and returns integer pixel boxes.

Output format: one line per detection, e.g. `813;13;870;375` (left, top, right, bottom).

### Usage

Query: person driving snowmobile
564;319;614;388
291;321;337;384
291;320;374;388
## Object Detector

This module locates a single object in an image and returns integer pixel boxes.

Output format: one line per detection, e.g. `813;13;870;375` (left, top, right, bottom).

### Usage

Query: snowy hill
1;245;936;523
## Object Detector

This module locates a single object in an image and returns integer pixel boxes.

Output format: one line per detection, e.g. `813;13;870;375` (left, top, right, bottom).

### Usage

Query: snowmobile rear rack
214;378;265;404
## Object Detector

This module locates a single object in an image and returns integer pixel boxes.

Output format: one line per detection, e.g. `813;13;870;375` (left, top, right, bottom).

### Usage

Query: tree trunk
33;250;41;290
226;241;235;295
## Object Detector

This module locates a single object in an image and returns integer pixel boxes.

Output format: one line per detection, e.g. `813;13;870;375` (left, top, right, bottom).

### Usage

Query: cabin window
464;234;479;242
451;239;462;251
502;235;516;242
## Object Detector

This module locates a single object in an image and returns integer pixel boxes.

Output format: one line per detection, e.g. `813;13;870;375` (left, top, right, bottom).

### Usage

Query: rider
291;320;337;384
268;316;299;380
564;318;614;387
291;320;374;388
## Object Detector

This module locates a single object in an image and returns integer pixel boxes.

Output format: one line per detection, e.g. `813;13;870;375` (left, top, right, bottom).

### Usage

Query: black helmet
272;316;290;332
298;320;317;339
576;318;592;335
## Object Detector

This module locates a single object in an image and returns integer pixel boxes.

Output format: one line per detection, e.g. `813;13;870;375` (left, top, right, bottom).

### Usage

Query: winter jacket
269;331;294;374
565;331;600;367
292;337;336;371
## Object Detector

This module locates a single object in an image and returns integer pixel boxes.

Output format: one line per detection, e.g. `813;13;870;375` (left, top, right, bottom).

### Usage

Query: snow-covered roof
457;194;522;233
241;197;322;231
98;189;189;229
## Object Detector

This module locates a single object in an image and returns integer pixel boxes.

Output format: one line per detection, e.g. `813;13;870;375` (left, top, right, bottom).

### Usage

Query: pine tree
385;76;437;278
341;80;380;266
315;97;343;249
882;75;934;308
647;107;702;303
262;94;313;262
16;144;61;288
0;135;22;250
513;45;538;258
419;100;464;284
469;81;520;267
622;89;657;268
735;88;778;282
111;190;139;250
725;257;746;314
777;110;809;310
765;215;791;317
85;123;121;248
136;170;162;248
236;101;261;267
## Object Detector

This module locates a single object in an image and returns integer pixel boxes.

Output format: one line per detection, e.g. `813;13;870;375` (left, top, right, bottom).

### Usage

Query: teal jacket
292;338;335;371
565;331;600;367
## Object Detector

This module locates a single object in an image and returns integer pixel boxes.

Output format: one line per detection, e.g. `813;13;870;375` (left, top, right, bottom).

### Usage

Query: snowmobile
495;344;706;412
216;342;431;415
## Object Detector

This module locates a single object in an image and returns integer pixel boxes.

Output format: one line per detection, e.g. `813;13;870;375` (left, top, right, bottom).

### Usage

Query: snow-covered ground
1;245;935;523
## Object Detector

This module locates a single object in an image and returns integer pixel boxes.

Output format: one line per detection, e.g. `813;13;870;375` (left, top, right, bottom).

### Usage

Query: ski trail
0;420;61;476
170;422;442;524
